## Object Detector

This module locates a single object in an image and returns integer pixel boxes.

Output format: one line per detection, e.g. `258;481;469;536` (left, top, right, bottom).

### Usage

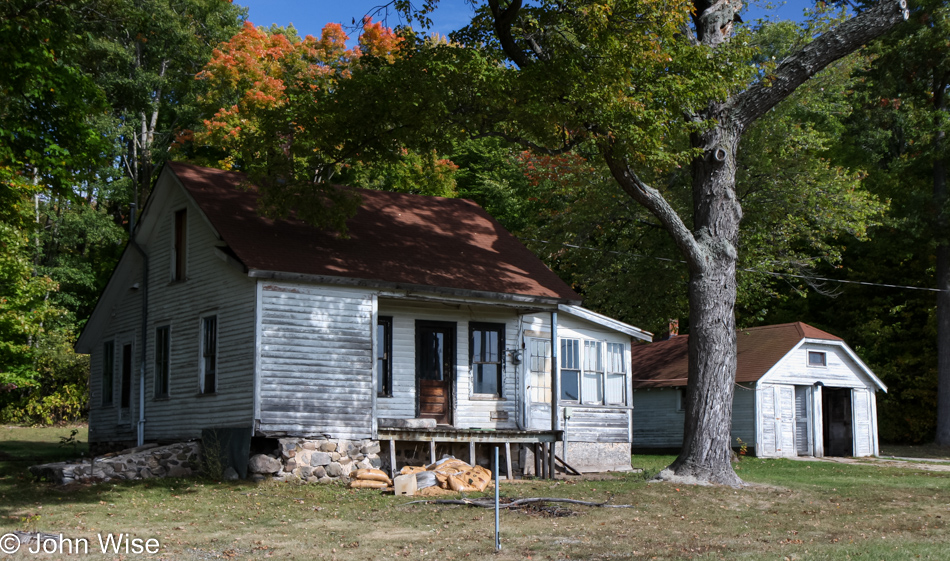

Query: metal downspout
129;203;148;447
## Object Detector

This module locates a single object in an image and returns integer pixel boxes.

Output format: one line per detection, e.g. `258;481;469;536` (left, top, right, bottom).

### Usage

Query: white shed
630;323;886;458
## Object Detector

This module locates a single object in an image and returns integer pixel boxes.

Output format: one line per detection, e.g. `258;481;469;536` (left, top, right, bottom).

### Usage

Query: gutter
129;203;148;447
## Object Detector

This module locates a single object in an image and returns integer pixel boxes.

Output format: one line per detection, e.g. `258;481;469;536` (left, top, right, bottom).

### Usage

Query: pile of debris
394;457;492;496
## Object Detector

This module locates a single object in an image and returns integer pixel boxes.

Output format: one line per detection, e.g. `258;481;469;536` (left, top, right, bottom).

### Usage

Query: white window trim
676;388;686;412
470;322;506;398
807;350;827;368
559;337;627;406
198;313;218;395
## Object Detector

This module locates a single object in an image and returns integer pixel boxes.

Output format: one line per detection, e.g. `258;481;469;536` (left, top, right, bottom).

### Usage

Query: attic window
808;351;827;367
173;209;187;281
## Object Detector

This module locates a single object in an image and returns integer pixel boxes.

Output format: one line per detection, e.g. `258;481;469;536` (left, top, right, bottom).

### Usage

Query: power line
521;237;944;293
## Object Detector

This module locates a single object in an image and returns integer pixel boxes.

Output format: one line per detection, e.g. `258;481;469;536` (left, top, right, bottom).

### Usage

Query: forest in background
1;0;947;444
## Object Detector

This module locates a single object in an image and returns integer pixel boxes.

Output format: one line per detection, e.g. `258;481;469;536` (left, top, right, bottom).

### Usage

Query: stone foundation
522;441;632;475
30;442;202;485
247;437;383;483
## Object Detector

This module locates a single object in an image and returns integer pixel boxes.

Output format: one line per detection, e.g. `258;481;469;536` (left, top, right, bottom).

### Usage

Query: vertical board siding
376;301;520;430
258;283;374;440
853;388;873;457
87;179;257;444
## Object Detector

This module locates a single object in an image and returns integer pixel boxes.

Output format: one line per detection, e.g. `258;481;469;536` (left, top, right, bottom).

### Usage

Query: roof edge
557;304;653;341
248;269;581;307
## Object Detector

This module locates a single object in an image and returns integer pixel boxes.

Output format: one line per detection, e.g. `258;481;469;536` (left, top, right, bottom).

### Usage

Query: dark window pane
102;341;114;406
419;330;444;381
377;317;392;397
561;370;579;401
121;344;133;408
474;364;499;395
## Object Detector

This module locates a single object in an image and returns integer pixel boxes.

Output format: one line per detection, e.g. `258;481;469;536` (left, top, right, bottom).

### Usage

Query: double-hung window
560;339;627;406
102;341;115;406
560;339;581;401
582;341;604;404
605;342;626;405
199;315;217;394
155;326;170;398
471;323;504;396
377;317;393;397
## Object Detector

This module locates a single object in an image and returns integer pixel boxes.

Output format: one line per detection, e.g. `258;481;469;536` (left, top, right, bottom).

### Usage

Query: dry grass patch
1;432;949;559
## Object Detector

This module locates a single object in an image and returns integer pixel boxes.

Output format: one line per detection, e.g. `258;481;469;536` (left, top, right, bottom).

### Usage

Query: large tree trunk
668;119;744;485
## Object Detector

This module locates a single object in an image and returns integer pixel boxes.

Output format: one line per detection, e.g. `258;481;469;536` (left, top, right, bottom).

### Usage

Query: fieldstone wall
30;442;201;485
247;437;382;483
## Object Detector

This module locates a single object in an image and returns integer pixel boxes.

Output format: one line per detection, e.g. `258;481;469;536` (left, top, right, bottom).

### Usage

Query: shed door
823;388;853;456
416;322;455;426
759;386;777;456
794;386;811;455
776;385;796;457
525;338;552;431
852;388;873;457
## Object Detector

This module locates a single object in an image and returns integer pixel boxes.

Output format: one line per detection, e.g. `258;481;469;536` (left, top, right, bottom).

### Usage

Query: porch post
551;312;559;432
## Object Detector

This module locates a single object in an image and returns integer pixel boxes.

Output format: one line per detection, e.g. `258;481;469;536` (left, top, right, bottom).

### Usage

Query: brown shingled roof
166;161;580;302
630;322;843;388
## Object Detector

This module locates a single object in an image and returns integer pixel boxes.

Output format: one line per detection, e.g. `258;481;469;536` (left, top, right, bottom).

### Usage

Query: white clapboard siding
763;344;869;388
258;283;374;440
87;252;141;444
565;408;630;443
88;183;259;444
377;300;520;430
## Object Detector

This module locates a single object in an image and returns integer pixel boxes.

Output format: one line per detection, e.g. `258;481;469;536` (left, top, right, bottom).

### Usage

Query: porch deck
378;427;563;480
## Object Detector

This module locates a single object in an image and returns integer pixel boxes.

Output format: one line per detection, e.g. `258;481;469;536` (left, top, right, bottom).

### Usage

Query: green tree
324;0;909;484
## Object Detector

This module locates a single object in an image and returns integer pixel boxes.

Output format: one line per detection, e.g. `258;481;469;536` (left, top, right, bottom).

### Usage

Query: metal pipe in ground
494;446;500;551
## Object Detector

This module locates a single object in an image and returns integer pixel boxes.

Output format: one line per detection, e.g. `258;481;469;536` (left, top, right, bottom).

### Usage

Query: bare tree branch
488;0;531;68
732;0;909;130
603;150;706;271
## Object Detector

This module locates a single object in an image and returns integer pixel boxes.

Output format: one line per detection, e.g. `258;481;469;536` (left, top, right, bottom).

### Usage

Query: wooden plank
505;442;513;480
469;441;476;466
389;439;397;479
430;441;436;464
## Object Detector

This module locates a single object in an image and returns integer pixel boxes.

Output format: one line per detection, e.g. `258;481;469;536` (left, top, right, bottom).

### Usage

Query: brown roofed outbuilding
630;322;843;388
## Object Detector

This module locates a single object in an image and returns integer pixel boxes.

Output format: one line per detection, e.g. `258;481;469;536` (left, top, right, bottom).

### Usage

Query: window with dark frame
121;343;132;409
808;351;827;367
200;315;217;394
155;326;170;398
174;209;186;281
470;323;504;396
102;341;115;406
377;316;393;397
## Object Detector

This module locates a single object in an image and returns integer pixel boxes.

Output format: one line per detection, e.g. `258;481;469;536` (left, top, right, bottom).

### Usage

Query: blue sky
236;1;815;40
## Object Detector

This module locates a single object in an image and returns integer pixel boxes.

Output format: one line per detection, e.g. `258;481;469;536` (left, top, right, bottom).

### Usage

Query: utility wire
521;237;944;293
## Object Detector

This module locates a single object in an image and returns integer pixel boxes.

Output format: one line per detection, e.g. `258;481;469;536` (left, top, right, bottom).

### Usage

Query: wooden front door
416;321;455;425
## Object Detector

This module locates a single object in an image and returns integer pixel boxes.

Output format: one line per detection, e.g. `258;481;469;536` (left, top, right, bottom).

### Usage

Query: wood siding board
258;282;374;438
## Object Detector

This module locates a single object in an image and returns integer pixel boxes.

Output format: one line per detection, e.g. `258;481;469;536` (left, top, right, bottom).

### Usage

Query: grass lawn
0;427;948;560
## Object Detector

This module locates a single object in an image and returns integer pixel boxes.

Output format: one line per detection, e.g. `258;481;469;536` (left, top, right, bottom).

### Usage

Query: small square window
808;351;827;367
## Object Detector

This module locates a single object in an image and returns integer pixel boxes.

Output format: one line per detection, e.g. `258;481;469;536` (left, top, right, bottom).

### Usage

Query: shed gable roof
165;162;580;303
630;322;843;388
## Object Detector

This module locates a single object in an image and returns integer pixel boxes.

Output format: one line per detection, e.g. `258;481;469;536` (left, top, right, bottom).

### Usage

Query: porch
378;427;563;480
